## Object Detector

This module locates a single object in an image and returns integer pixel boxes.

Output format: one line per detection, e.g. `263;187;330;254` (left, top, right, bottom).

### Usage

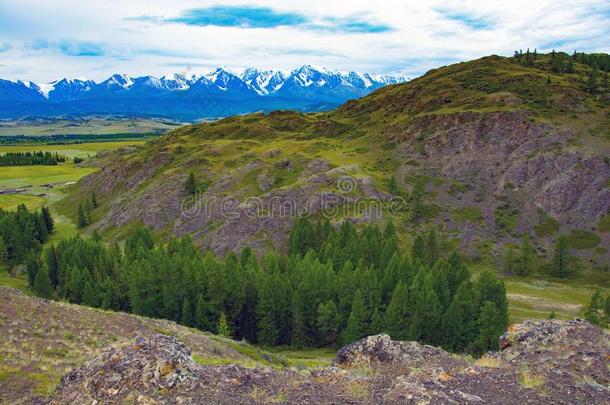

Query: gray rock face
51;320;610;404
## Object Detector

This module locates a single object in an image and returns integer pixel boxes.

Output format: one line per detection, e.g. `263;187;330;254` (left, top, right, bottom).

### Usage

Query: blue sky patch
436;9;493;30
31;39;104;57
168;6;308;28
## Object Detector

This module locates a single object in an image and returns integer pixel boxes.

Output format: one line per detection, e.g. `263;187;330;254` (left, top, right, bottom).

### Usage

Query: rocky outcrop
50;320;610;404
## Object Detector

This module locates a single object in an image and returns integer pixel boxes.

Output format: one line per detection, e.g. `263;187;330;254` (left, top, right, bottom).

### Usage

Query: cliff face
50;320;610;404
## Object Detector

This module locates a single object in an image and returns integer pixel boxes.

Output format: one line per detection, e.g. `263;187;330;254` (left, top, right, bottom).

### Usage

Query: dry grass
519;370;544;388
475;356;503;368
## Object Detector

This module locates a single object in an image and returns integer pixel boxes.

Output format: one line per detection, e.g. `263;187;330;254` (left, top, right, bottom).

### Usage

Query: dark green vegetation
0;151;67;166
26;219;508;354
584;289;610;327
0;205;53;267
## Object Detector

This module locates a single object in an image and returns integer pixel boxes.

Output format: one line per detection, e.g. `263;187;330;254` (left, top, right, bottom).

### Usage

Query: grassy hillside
61;53;608;265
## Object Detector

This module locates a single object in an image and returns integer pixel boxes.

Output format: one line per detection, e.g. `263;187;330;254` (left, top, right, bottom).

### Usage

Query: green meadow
0;140;146;243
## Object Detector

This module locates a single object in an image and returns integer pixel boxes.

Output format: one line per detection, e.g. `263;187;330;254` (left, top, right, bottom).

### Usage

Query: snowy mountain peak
104;74;134;89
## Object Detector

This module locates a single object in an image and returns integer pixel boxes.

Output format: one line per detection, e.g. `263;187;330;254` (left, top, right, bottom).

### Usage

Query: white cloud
0;0;608;82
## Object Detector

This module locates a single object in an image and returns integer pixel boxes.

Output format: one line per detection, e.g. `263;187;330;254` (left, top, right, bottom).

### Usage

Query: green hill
60;53;609;275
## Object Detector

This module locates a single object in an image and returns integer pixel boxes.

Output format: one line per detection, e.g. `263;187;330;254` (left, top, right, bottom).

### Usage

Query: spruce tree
584;290;606;327
442;282;478;352
475;301;501;353
517;236;534;276
551;236;570;277
586;68;598;94
185;172;197;195
91;192;98;209
182;296;194;327
411;234;425;264
25;253;40;286
341;290;369;344
195;294;210;331
0;236;7;271
426;228;439;267
409;274;442;345
370;308;385;335
503;245;515;275
41;206;54;234
217;312;232;337
316;301;340;346
77;204;89;229
33;266;53;299
384;281;409;339
257;277;280;346
475;270;509;331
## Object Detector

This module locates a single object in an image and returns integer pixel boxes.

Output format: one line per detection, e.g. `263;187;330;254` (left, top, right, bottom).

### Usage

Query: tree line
0;151;67;166
28;218;508;354
502;234;574;278
0;205;53;269
513;50;609;95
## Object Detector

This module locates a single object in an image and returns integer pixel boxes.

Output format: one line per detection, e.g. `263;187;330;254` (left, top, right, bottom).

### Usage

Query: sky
0;0;608;83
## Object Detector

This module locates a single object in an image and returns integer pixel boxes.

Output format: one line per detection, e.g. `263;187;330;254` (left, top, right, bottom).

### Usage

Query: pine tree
384;281;409;339
182;296;194;327
586;68;598;94
584;290;606;327
25;253;40;286
370;308;385;335
410;178;426;220
516;236;534;276
316;301;340;346
0;236;7;271
195;294;210;331
217;312;232;337
409;274;442;345
91;192;98;209
411;234;425;264
83;280;100;307
77;204;89;229
426;228;439;267
185;172;197;195
341;290;369;345
551;236;570;277
33;266;53;299
475;301;501;353
475;270;509;331
442;282;478;352
41;206;54;234
44;245;59;287
256;276;281;346
503;245;515;275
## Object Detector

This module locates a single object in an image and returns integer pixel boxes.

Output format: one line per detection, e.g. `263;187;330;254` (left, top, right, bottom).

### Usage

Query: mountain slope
0;66;406;120
60;54;610;269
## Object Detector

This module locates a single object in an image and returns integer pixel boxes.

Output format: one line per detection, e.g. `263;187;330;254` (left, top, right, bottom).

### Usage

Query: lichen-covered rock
49;315;610;404
332;334;466;372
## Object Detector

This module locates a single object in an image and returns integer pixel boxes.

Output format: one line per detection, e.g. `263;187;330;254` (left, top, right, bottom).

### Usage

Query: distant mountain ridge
0;66;407;121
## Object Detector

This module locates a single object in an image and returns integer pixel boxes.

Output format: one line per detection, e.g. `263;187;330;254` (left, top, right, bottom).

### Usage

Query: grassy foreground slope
0;287;333;403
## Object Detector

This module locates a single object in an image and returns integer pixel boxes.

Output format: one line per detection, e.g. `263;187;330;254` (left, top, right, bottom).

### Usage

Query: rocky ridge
50;320;610;404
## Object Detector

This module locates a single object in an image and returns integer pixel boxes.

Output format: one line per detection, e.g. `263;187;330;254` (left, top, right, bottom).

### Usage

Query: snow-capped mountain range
0;66;407;120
